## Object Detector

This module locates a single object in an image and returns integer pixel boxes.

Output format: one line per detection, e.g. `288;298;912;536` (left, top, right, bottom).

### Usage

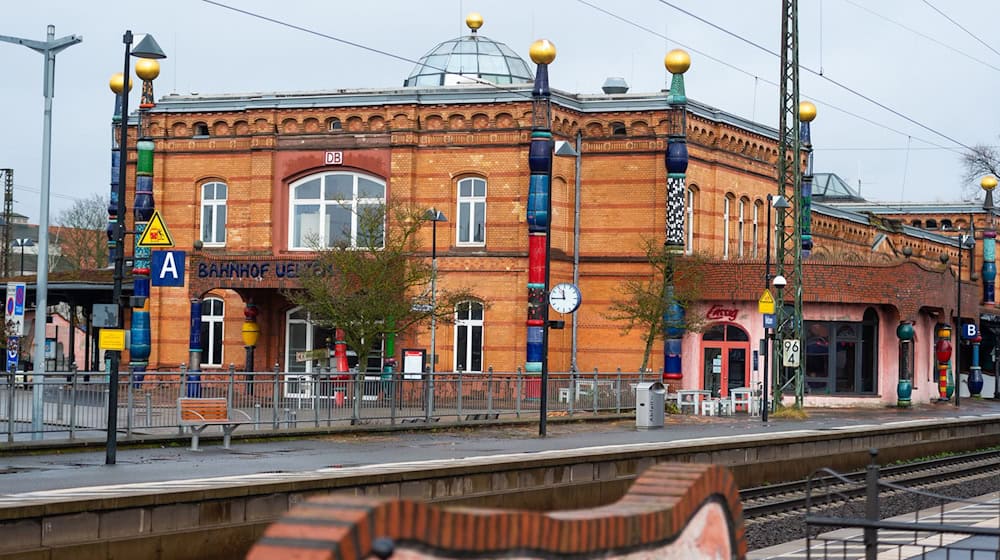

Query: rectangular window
200;182;228;246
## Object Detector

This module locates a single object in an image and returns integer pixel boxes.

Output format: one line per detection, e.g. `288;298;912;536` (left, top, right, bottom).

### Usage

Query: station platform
752;492;1000;559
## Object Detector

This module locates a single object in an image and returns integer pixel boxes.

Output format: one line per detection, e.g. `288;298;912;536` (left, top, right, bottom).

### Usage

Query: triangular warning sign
136;210;175;248
759;290;774;305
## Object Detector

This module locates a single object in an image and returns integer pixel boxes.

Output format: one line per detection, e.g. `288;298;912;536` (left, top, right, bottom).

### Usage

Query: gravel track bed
746;471;1000;550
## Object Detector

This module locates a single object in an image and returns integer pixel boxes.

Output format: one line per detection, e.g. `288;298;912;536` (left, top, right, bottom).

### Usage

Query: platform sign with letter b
782;339;801;368
961;322;980;340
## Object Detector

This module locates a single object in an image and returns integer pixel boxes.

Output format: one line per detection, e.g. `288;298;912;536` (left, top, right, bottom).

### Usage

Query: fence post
178;364;187;435
56;385;64;422
7;373;15;443
227;363;236;409
389;374;397;426
145;392;152;427
254;403;261;429
592;368;599;414
272;362;280;430
70;367;78;440
456;367;464;421
351;372;361;426
516;367;522;418
864;448;880;560
487;366;494;416
313;376;320;428
615;368;622;414
568;368;575;417
126;367;134;438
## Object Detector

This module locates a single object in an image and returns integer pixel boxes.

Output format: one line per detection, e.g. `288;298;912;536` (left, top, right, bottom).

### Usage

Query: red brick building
112;19;972;406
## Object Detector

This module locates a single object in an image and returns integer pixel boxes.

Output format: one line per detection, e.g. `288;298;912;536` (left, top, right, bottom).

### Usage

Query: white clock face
549;283;581;314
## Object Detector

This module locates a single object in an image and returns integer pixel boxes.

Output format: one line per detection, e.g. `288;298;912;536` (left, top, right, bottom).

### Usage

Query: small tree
285;201;476;373
53;194;109;271
603;239;706;372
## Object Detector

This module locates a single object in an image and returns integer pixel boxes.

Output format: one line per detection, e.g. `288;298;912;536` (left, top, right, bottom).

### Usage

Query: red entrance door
700;324;750;397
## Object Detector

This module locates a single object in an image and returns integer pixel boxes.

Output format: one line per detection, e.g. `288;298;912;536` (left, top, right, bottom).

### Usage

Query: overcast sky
3;0;998;223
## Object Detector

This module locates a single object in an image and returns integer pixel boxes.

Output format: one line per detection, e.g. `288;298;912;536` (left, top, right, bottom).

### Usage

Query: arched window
284;307;384;375
193;122;209;137
200;181;227;246
288;172;386;250
723;194;735;260
454;301;484;372
686;186;697;255
911;220;923;228
200;297;224;367
940;219;953;230
328;118;342;131
610;122;627;137
457;177;486;246
925;219;938;229
737;197;747;258
752;199;762;258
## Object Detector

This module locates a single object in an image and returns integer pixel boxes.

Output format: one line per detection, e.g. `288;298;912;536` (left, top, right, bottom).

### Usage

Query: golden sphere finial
135;58;161;81
529;39;556;65
982;175;998;191
799;101;817;122
466;12;483;31
109;72;133;94
664;49;691;74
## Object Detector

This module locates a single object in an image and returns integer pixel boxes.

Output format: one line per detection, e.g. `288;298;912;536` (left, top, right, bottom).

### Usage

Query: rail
1;366;658;442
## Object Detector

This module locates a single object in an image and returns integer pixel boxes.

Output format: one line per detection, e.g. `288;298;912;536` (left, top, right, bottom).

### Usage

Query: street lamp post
423;209;446;421
770;195;790;411
979;175;1000;401
13;239;33;276
956;232;970;407
0;26;82;440
106;30;165;466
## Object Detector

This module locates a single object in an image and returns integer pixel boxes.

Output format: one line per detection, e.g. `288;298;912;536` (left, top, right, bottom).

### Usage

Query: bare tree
960;144;1000;200
53;194;108;270
603;240;707;372
285;201;477;374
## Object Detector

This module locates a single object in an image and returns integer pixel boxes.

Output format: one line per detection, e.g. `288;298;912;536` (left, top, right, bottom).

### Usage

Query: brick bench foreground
246;462;746;559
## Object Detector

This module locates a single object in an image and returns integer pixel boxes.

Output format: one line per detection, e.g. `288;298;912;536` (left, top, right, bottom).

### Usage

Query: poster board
402;348;425;380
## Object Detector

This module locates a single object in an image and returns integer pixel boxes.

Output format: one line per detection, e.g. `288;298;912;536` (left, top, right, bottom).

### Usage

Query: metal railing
2;367;658;443
804;449;1000;559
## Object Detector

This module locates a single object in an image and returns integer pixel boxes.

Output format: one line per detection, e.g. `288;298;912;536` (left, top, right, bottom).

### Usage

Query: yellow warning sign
99;329;126;351
136;210;174;248
758;289;775;314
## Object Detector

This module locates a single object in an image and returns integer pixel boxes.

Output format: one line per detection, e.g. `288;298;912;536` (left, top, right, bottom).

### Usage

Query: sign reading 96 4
782;339;801;368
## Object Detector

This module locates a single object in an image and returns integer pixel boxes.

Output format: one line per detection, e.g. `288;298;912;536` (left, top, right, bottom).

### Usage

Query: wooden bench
177;397;251;451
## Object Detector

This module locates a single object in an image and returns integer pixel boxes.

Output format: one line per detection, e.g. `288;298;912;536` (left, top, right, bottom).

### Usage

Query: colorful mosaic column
188;298;202;397
799;102;816;258
242;300;259;374
935;324;953;400
969;333;984;397
107;73;131;268
525;40;555;374
663;50;690;382
982;176;997;306
129;59;159;378
896;321;914;407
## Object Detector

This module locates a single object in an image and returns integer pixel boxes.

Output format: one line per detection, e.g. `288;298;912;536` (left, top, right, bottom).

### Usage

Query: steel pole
428;219;437;419
956;236;963;407
762;195;772;424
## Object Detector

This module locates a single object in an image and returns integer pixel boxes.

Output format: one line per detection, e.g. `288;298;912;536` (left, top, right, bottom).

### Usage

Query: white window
200;182;227;246
457;177;486;246
200;297;224;367
737;198;746;258
454;301;484;372
686;187;696;255
284;307;385;375
289;172;386;250
752;200;762;258
723;195;733;260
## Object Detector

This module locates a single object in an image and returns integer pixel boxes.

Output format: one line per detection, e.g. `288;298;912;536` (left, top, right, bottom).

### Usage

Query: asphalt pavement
2;399;999;496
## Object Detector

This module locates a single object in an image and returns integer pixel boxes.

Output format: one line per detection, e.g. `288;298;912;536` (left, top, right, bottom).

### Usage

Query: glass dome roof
404;34;534;87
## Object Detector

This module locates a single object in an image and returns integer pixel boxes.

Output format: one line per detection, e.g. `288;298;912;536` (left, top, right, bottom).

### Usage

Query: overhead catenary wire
575;0;961;155
653;0;976;151
921;0;1000;59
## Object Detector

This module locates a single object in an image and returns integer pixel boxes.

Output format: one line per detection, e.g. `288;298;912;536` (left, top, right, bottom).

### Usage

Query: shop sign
705;305;738;321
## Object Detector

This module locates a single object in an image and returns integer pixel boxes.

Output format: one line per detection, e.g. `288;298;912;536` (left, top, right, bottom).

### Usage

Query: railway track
742;448;1000;520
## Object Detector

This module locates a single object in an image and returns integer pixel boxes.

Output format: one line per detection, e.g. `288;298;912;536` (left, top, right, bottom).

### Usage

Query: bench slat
179;398;230;422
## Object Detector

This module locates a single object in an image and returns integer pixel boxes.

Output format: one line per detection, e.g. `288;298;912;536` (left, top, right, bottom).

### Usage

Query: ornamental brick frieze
274;135;391;149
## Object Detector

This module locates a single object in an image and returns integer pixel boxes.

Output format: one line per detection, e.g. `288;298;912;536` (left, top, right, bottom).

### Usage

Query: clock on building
548;283;582;314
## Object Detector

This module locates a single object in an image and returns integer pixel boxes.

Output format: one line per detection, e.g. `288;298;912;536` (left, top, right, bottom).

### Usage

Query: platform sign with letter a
151;250;185;287
136;210;174;248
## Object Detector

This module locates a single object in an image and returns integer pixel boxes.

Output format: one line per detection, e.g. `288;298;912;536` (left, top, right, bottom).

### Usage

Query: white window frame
723;195;732;260
200;297;224;367
457;177;487;246
288;172;386;251
454;301;484;373
200;181;228;246
686;187;696;255
737;198;746;258
752;200;761;258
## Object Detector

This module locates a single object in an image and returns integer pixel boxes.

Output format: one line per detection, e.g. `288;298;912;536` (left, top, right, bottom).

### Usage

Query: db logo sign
324;151;343;165
961;322;980;340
